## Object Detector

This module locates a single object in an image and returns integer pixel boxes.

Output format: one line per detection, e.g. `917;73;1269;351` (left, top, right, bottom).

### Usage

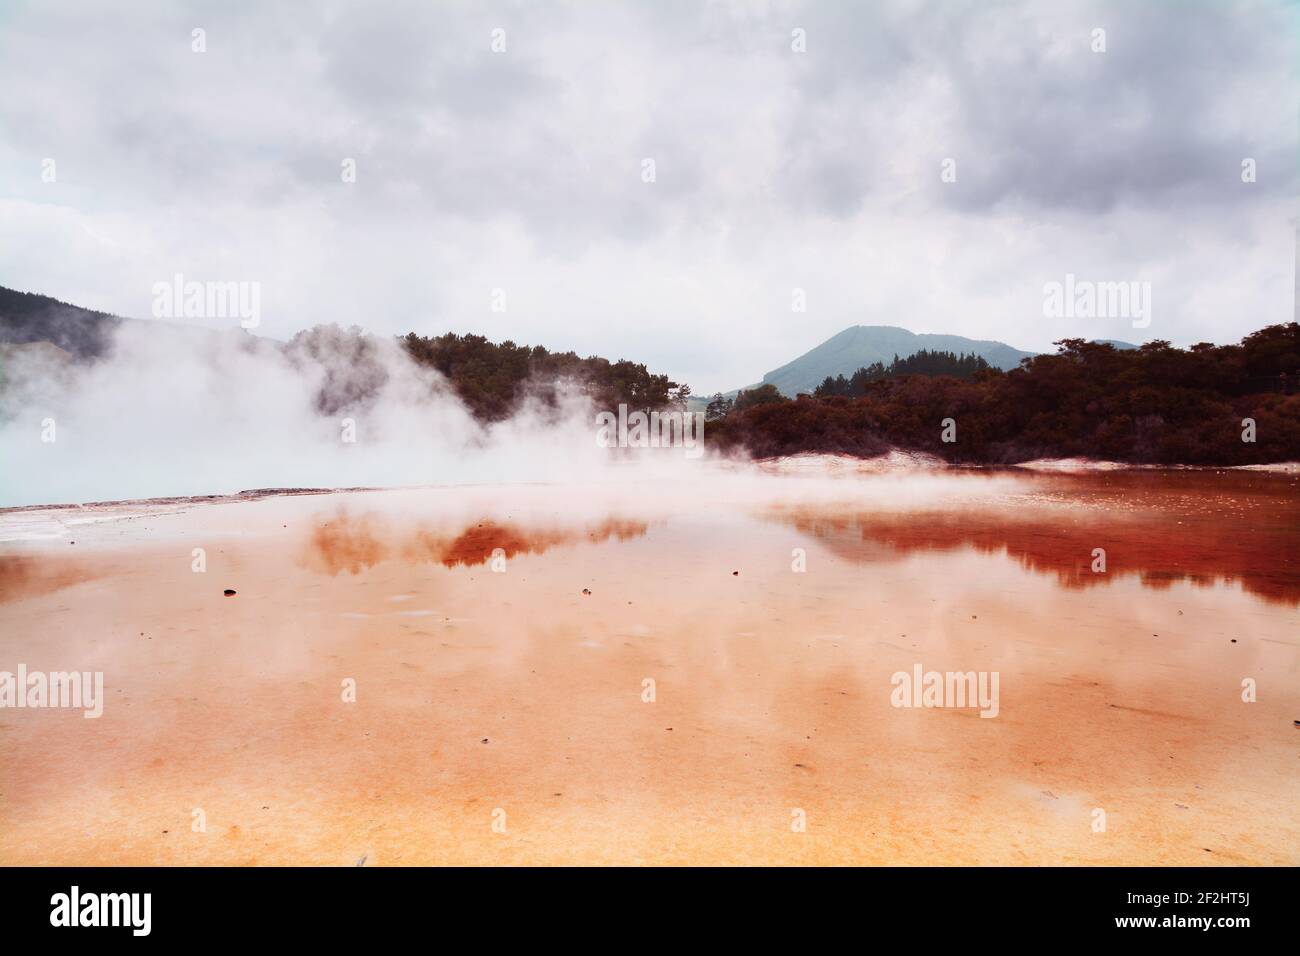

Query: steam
0;319;697;508
0;319;1043;512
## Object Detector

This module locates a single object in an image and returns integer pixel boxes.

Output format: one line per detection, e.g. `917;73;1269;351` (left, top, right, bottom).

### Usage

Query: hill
0;285;687;424
753;326;1036;397
0;287;124;358
0;285;247;360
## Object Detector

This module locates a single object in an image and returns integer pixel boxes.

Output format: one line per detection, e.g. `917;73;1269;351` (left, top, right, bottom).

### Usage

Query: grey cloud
776;0;1295;217
0;0;1292;392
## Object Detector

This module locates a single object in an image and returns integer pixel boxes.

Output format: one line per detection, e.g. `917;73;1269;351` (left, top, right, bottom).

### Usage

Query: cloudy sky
0;0;1294;394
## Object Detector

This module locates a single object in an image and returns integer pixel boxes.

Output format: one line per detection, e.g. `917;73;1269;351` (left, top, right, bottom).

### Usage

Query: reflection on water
304;510;651;575
282;471;1300;604
1;469;1297;865
3;471;1296;609
768;473;1300;605
0;554;95;604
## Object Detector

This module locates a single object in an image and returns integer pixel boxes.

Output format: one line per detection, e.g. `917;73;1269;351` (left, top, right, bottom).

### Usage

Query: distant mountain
754;326;1037;397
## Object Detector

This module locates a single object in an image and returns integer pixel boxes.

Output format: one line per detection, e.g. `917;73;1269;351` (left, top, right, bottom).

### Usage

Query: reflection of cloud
767;473;1300;606
304;510;649;576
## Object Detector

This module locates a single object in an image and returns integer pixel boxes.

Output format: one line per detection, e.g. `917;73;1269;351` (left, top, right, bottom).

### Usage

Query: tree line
280;325;689;422
813;350;992;397
708;324;1300;465
399;331;688;421
282;321;1299;465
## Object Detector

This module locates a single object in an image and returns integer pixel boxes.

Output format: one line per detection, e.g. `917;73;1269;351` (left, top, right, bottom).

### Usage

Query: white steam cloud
0;321;695;508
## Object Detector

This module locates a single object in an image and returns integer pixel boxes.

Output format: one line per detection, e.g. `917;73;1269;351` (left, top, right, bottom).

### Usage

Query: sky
0;0;1295;395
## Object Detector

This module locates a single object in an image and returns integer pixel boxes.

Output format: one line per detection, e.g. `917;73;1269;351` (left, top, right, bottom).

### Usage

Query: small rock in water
732;571;739;576
581;588;591;595
223;589;236;596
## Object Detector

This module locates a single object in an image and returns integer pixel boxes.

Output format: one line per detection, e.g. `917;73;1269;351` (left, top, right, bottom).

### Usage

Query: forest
708;324;1300;465
398;331;688;421
274;326;689;421
813;350;992;397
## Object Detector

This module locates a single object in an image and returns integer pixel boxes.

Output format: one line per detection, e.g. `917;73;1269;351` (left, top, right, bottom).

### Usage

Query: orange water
1;470;1296;864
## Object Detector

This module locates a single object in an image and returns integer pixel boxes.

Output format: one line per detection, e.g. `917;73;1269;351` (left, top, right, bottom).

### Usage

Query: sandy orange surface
0;470;1297;865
